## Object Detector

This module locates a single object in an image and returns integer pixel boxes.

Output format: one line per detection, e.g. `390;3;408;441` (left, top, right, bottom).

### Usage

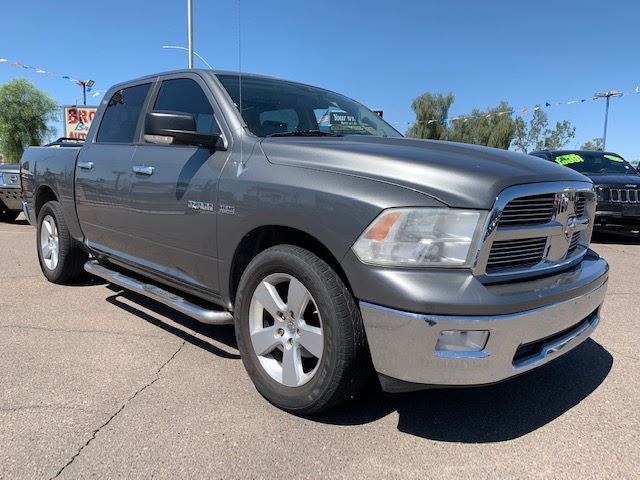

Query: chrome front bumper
360;276;608;387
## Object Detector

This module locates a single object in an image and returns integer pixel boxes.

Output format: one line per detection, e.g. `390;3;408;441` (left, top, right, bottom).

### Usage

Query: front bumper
360;262;608;388
0;186;22;211
595;200;640;224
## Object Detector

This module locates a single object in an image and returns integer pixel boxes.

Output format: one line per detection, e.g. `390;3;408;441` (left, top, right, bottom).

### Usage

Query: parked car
530;150;640;227
0;163;22;222
21;70;609;414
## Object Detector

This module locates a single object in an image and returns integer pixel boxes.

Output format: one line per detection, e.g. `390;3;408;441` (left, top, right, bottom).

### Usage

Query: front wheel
234;245;372;415
36;201;88;283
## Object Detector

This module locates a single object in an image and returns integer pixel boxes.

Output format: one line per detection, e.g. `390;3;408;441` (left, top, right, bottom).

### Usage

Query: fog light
435;330;489;352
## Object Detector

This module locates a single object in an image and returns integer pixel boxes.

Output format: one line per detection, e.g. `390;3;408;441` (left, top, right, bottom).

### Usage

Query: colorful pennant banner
0;56;106;98
391;86;640;127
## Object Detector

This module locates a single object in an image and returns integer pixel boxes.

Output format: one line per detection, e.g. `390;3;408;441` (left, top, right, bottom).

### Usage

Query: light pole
187;0;194;68
594;90;622;150
78;79;95;106
162;45;213;69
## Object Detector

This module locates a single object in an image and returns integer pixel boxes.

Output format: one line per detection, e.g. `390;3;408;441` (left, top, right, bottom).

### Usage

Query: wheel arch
34;185;58;219
229;225;353;307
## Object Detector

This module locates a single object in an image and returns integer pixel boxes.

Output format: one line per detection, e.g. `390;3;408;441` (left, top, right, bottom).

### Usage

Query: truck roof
106;69;334;98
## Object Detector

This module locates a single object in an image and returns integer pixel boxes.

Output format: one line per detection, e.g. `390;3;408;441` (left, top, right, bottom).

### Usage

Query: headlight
352;208;486;267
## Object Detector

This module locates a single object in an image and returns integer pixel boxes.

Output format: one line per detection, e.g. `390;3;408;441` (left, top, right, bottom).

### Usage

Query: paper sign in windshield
604;154;624;163
555;153;584;166
319;109;365;132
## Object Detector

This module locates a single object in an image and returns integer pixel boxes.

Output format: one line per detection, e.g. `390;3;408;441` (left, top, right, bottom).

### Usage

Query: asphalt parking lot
1;217;638;479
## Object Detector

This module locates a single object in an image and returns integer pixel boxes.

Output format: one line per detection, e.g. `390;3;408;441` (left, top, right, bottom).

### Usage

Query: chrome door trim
132;165;155;175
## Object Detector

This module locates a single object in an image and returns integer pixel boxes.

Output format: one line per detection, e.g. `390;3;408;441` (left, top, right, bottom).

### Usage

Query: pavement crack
607;347;640;362
50;341;186;479
0;404;93;414
0;324;162;340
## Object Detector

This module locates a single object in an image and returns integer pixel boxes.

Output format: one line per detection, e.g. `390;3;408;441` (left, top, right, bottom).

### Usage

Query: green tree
580;137;603;151
448;101;516;149
511;107;575;152
406;92;454;140
544;119;576;150
0;79;57;163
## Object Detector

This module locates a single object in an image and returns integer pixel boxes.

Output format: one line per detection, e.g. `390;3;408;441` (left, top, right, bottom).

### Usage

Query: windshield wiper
267;130;343;138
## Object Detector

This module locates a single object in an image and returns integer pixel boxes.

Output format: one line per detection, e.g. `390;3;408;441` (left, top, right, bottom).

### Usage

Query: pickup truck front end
347;181;608;390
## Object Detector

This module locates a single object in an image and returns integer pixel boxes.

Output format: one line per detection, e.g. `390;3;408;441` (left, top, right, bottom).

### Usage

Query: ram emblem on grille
555;192;571;215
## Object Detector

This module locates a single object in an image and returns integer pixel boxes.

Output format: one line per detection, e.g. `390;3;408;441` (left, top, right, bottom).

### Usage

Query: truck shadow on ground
592;227;640;245
104;287;240;360
315;339;612;443
96;284;612;444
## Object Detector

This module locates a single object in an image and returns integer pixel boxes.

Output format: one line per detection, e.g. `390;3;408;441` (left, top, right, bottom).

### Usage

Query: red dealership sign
63;106;98;140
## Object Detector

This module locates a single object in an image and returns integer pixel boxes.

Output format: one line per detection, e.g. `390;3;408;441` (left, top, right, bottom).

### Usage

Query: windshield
216;74;402;138
552;152;637;175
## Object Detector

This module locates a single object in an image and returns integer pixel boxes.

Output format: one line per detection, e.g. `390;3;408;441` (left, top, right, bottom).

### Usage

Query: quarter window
96;83;151;143
153;78;220;135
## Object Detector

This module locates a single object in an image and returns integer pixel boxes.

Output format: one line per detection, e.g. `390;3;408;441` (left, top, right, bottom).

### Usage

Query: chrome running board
84;260;234;325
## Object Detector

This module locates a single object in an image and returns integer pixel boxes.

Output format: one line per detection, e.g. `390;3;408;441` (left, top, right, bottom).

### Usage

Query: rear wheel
37;201;88;283
235;245;371;414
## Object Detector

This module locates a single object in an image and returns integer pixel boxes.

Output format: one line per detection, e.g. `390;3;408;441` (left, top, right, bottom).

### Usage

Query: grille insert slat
499;193;556;227
575;193;586;217
486;237;547;272
568;232;581;254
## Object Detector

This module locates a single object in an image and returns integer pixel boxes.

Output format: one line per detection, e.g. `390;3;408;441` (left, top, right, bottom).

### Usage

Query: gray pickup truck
21;69;609;414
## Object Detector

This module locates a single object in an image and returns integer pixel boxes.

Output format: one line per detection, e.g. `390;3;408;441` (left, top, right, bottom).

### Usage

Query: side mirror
144;111;223;149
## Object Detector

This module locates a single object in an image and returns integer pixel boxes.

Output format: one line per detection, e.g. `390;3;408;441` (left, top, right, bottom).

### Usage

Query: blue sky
1;0;638;158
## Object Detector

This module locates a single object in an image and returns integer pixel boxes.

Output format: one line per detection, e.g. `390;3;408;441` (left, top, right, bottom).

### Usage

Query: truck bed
21;146;82;235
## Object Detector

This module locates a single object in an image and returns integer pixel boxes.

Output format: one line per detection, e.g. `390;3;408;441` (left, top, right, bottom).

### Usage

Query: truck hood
260;136;589;209
585;174;640;187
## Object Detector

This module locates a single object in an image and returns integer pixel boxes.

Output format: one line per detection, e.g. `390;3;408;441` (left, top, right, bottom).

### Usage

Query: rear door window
96;83;151;143
152;78;220;135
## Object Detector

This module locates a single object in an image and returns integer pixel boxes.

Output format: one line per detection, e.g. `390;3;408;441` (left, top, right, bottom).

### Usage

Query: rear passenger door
126;74;230;294
75;81;152;256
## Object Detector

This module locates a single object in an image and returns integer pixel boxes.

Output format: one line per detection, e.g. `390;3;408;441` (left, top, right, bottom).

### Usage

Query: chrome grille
498;193;556;226
486;238;547;272
603;188;640;203
474;182;596;283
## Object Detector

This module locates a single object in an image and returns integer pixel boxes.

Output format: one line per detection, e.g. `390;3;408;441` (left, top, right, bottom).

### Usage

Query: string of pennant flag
0;57;106;98
2;55;639;122
393;85;640;127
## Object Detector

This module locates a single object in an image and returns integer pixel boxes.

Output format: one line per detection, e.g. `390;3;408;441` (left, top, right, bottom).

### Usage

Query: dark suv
530;150;640;227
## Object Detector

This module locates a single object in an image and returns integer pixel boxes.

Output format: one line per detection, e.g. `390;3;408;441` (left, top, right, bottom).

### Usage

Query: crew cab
21;70;609;414
530;150;640;228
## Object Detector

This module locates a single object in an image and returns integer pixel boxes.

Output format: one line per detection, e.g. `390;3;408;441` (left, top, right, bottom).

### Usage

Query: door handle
77;161;94;170
132;165;155;176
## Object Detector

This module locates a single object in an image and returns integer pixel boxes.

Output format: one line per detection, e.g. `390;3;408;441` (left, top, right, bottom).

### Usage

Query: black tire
36;201;88;283
0;211;20;222
234;245;372;415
